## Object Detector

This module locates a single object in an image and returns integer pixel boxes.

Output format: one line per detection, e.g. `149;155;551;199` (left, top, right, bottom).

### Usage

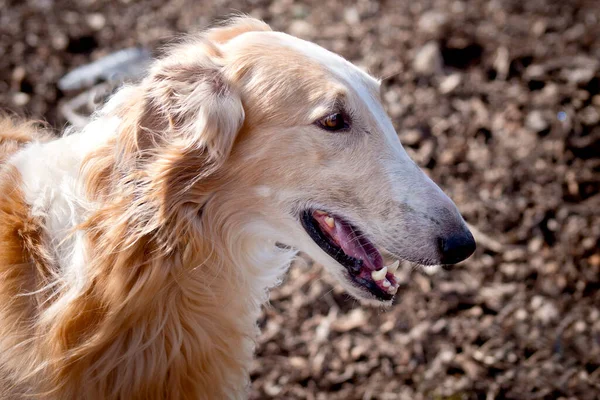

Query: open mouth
300;209;401;301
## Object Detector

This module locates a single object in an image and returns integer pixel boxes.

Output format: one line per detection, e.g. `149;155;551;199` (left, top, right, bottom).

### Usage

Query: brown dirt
1;0;599;399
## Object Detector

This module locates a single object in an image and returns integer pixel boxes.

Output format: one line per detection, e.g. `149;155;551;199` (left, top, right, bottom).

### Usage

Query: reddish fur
0;20;270;399
0;119;54;398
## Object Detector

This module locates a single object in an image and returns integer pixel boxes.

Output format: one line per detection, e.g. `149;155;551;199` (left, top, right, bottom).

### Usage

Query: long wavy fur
0;17;295;399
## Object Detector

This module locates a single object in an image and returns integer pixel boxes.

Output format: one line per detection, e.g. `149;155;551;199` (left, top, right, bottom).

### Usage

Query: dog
0;16;475;399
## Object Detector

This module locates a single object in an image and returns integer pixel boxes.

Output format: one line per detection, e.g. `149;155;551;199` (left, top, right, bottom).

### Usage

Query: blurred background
1;0;599;399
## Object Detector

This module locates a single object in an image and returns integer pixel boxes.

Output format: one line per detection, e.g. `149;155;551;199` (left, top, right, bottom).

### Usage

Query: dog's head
130;17;475;303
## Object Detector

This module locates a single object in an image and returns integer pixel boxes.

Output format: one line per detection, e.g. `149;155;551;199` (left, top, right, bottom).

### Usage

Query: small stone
530;295;544;309
413;41;443;76
534;302;559;324
525;64;546;80
528;237;544;254
532;19;547;36
578;370;589;380
86;13;106;30
439;73;462;93
483;355;496;365
332;308;366;332
289;356;308;369
431;319;448;333
25;33;39;47
493;47;510;80
380;320;395;333
288;20;313;38
580;106;600;125
562;68;596;85
574;320;586;332
525;111;549;132
12;66;26;82
564;23;585;41
52;33;68;50
439;349;455;363
582;237;596;250
400;129;423;146
539;83;559;104
417;10;448;37
503;248;526;262
515;308;528;320
500;263;518;277
12;92;30;106
350;343;368;360
263;382;282;396
344;7;360;24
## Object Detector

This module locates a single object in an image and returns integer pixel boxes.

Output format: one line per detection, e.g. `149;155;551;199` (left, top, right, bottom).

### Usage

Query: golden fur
0;16;473;399
0;119;53;398
0;20;270;400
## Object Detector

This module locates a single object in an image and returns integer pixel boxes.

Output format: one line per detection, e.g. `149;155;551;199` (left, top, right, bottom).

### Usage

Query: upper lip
300;209;401;301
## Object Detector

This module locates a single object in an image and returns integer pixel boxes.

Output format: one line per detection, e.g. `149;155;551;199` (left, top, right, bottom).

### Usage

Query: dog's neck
8;91;295;398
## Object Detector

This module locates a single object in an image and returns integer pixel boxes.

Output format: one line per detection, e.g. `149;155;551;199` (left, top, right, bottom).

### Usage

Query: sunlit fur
0;18;297;400
0;16;469;399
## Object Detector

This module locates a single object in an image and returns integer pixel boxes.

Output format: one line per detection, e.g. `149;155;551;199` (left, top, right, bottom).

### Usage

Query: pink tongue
313;212;383;271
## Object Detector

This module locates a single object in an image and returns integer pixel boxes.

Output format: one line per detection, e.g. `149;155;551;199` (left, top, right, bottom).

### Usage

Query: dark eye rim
315;112;351;132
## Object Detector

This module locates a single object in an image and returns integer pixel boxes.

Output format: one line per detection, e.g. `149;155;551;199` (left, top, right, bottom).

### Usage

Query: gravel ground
1;0;599;399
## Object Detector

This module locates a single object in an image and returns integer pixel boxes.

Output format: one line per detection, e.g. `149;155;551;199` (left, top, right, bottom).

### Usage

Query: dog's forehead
273;33;378;87
224;30;401;147
231;31;380;99
260;33;404;152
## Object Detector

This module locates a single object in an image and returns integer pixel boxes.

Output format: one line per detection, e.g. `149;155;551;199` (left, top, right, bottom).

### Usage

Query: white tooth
387;285;398;294
386;260;400;273
382;279;391;288
423;264;441;275
371;266;388;281
324;216;335;228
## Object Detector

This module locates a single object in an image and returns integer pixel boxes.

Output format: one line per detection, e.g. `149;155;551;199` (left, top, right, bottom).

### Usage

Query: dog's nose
438;230;476;264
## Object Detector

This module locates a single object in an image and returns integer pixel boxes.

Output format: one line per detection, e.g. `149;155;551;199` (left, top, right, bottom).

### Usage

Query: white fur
8;109;122;321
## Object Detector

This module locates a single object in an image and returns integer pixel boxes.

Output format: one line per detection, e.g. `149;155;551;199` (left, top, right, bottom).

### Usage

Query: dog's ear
140;39;244;165
136;16;271;162
85;17;272;214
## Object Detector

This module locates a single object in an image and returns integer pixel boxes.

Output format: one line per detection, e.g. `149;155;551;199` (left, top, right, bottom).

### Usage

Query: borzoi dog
0;17;475;399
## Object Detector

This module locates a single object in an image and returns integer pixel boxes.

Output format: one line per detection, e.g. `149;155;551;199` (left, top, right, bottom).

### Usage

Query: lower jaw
349;274;395;301
300;210;397;302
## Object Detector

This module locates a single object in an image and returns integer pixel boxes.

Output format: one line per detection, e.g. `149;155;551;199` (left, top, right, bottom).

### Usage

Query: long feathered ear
85;17;270;214
120;39;247;225
136;15;271;162
140;39;244;165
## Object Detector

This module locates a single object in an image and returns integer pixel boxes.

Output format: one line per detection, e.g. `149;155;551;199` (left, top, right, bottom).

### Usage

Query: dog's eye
316;113;349;132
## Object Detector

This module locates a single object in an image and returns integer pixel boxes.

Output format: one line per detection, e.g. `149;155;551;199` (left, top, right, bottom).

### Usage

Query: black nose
438;230;476;264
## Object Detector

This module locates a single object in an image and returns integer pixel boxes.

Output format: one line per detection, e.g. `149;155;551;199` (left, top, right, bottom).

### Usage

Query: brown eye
317;113;349;132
